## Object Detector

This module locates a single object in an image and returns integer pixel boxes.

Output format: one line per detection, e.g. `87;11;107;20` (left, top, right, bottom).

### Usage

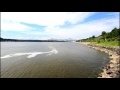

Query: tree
102;31;106;36
106;33;109;38
111;27;119;37
102;31;106;41
92;35;95;38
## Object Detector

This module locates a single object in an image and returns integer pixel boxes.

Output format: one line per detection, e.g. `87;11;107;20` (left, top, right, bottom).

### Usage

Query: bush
100;39;105;43
97;40;100;43
107;38;111;41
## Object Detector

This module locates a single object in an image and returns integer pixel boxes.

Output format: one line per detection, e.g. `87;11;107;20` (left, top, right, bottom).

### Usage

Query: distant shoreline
0;41;67;42
76;42;120;78
0;38;68;42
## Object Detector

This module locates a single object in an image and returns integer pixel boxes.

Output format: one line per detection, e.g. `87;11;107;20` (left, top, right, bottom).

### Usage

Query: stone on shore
76;42;120;78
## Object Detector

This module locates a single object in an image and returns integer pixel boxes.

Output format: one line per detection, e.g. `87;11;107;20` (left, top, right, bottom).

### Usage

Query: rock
106;71;112;74
117;70;120;73
110;60;117;64
113;74;120;78
109;54;112;56
110;64;114;68
84;43;120;78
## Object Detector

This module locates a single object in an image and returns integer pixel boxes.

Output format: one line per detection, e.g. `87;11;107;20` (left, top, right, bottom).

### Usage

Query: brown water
1;42;109;78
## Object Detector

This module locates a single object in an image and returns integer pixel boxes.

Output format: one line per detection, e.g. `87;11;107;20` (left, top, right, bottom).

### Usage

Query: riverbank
76;42;120;78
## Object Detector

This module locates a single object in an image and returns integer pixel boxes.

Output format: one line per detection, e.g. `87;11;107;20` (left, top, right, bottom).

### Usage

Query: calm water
1;42;110;78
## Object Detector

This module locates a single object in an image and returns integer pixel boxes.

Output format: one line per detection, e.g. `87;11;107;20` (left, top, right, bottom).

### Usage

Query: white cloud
1;12;94;27
1;12;119;40
41;15;119;39
1;20;31;31
66;12;95;24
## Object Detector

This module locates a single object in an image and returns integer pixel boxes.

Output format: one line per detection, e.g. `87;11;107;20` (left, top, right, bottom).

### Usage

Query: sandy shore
76;42;120;78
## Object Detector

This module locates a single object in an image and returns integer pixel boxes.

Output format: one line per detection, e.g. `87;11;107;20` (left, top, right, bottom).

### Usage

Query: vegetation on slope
76;28;120;46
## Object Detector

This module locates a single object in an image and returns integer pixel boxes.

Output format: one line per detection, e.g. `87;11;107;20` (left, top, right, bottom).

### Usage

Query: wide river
1;42;110;78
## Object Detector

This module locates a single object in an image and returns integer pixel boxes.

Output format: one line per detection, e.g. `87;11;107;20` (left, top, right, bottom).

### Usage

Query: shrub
97;40;100;43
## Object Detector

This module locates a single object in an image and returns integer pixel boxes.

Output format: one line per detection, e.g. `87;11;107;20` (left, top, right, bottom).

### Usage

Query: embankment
76;42;120;78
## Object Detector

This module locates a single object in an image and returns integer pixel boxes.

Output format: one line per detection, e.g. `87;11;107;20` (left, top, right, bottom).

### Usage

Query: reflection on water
1;42;109;78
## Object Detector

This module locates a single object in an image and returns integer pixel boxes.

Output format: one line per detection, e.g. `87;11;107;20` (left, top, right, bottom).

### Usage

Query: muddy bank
76;42;120;78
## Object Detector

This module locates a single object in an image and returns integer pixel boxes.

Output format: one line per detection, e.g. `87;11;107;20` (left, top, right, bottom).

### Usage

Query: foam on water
1;46;58;59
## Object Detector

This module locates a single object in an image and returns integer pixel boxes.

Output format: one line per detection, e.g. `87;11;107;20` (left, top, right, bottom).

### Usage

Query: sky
1;12;119;40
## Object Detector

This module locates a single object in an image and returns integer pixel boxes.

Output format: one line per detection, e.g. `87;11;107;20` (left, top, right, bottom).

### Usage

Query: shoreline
76;42;120;78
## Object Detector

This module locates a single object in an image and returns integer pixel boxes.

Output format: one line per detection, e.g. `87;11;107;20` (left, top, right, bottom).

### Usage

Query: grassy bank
76;28;120;47
92;41;119;46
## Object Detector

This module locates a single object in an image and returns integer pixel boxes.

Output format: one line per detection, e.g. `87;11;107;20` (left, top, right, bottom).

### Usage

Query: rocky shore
76;42;120;78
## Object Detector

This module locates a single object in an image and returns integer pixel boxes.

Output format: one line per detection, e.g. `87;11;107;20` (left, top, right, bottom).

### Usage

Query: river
1;42;110;78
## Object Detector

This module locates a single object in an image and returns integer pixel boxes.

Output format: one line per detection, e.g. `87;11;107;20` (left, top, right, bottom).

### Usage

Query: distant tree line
0;37;67;42
76;27;120;43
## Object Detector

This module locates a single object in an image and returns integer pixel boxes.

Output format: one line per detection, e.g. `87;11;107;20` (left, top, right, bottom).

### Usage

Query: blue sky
1;12;119;40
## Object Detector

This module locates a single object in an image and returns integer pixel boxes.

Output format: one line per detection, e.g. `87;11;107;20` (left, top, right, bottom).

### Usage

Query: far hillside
76;28;120;46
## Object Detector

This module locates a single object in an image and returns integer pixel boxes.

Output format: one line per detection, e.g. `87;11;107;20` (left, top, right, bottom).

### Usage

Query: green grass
92;41;119;46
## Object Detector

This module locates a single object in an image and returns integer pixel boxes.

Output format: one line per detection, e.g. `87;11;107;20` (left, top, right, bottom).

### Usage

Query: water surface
1;42;109;78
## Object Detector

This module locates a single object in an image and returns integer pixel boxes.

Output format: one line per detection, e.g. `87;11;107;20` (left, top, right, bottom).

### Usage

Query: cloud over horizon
1;12;119;40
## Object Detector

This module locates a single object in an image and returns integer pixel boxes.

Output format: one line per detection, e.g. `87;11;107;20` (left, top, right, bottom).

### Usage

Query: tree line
0;37;67;42
76;27;120;43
